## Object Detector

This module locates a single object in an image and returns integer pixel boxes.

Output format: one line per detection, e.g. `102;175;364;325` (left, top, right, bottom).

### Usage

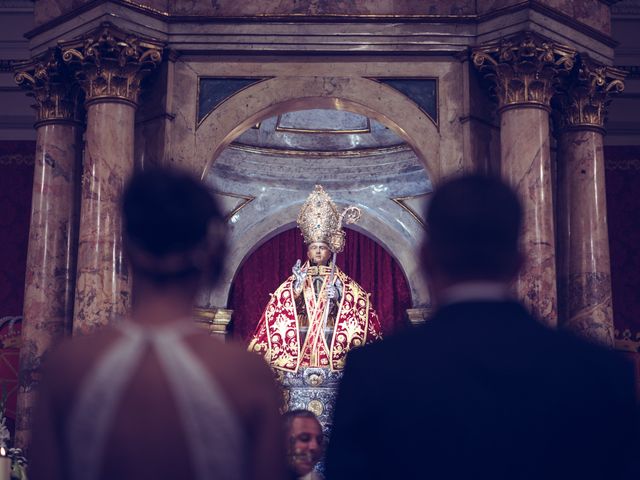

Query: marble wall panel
437;60;468;179
169;0;475;17
459;59;501;175
477;0;611;35
33;0;478;25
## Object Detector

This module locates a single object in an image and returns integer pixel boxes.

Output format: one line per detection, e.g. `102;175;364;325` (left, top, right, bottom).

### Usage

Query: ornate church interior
0;0;639;477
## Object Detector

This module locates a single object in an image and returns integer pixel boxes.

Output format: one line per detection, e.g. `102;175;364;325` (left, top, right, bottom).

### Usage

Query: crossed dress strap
67;320;245;480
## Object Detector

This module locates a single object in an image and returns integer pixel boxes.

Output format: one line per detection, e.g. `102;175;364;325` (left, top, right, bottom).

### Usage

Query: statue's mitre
296;185;361;254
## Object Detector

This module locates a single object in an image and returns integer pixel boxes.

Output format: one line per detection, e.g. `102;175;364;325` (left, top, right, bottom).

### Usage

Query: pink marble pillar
73;102;134;334
61;23;163;334
13;55;82;448
557;130;613;344
473;32;576;327
500;106;557;326
556;60;625;346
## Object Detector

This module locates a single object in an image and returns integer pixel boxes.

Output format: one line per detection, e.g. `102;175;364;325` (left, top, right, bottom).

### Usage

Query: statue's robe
249;263;382;372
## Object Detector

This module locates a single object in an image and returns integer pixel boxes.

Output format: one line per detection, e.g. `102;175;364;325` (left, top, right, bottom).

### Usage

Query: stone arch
194;76;441;182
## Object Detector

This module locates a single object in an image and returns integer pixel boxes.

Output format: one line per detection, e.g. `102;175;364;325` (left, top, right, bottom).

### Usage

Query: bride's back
28;168;285;480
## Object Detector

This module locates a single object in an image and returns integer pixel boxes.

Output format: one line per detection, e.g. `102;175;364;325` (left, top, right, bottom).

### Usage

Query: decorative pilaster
61;23;163;335
194;307;233;339
472;33;576;327
556;57;625;345
13;49;83;449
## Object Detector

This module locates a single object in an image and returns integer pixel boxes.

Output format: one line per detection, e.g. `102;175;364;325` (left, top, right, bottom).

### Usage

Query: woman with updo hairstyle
29;168;286;480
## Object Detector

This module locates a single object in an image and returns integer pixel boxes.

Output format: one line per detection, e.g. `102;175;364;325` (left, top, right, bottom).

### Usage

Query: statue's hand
326;285;337;300
292;259;307;290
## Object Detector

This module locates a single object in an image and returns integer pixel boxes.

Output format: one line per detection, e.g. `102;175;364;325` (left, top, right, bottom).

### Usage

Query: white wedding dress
66;321;244;480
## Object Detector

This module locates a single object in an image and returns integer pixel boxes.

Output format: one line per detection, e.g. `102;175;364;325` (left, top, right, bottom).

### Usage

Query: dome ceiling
232;109;408;153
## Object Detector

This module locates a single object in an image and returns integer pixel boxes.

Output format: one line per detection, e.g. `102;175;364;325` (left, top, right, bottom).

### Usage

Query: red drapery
228;227;412;342
604;146;640;340
0;141;34;426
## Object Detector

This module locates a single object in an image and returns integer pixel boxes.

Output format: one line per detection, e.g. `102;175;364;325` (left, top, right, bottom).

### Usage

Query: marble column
556;59;625;345
61;24;162;334
13;51;83;449
472;33;576;327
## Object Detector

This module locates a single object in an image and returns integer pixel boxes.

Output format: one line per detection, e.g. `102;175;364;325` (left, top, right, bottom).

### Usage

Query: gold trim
14;49;83;124
227;142;411;158
557;56;626;131
472;31;576;111
196;77;271;130
391;192;431;228
122;0;170;16
274;113;371;134
211;190;255;221
59;22;163;106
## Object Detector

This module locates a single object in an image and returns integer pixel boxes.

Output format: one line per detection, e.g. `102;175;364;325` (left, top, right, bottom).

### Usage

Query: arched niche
192;76;441;182
193;76;437;312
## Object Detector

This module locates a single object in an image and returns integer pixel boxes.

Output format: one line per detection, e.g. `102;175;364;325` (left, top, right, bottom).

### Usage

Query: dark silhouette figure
30;168;285;480
326;174;639;480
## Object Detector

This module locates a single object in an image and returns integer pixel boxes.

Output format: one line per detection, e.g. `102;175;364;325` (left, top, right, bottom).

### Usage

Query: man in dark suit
325;174;639;480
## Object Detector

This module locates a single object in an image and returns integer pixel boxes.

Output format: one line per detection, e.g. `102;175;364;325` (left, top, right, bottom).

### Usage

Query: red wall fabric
228;228;412;342
0;140;35;423
605;146;640;345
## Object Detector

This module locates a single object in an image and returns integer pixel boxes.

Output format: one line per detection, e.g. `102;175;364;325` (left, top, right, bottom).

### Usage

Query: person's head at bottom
422;174;523;303
283;410;324;478
122;168;226;318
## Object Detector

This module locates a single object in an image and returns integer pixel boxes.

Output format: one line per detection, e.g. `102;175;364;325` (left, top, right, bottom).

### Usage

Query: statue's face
287;417;324;476
307;242;331;265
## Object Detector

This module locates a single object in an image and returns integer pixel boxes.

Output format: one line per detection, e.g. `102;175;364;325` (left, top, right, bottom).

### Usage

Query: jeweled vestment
249;263;382;373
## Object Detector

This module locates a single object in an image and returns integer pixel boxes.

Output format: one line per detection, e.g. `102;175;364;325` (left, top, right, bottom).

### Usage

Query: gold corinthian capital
60;22;163;107
14;49;83;125
556;55;626;132
472;32;577;112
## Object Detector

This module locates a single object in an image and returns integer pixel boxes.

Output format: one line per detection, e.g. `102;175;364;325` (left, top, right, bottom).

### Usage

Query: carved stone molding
472;32;576;112
60;22;163;107
406;307;432;326
556;56;626;132
14;49;82;125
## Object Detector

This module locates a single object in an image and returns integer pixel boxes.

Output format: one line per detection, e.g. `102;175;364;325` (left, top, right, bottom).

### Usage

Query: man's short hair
283;409;321;432
425;174;522;280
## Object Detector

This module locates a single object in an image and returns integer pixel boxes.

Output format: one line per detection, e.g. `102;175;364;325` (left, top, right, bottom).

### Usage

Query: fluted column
556;58;625;345
61;24;162;334
473;33;576;327
12;51;83;449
